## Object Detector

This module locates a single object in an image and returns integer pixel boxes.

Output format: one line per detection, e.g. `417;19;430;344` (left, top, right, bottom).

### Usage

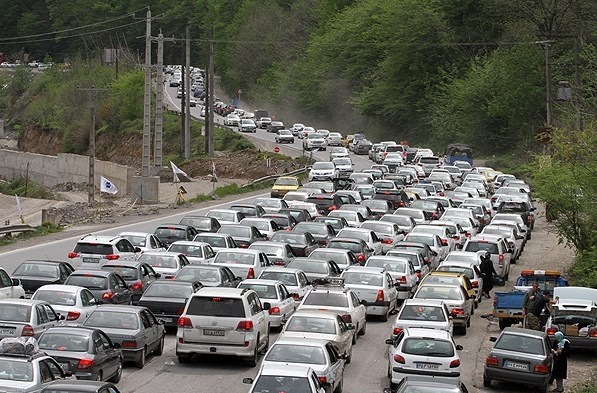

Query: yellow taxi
419;271;476;308
270;176;301;198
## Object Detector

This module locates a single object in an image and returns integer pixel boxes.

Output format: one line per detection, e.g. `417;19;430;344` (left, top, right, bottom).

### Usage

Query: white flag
15;194;23;216
170;161;188;177
100;176;118;194
212;161;218;181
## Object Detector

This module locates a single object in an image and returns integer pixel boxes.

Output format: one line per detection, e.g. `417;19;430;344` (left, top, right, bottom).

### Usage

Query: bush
569;248;597;288
214;128;255;152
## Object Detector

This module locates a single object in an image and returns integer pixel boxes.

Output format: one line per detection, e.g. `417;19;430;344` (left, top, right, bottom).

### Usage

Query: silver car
391;299;453;338
413;283;473;335
166;241;217;264
31;285;99;325
340;266;398;321
237;279;296;329
0;299;61;339
137;251;191;280
0;353;74;392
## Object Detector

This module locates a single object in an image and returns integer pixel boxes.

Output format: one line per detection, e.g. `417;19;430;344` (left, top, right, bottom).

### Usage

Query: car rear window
214;251;256;265
259;271;298;286
399;305;446;322
85;311;139;330
13;263;59;278
285;316;337;334
144;283;193;298
328;240;361;253
175;267;221;283
402;338;454;357
73;243;113;255
186;297;245;317
66;274;108;290
33;290;76;306
0;360;32;381
194;235;227;248
495;334;545;355
303;292;349;308
138;254;178;269
367;259;406;273
238;284;277;299
180;217;213;231
419;157;440;164
102;266;139;280
437;266;474;280
464;241;498;254
385;145;405;153
38;333;89;352
415;285;463;301
168;244;204;257
342;272;382;286
288;260;328;274
265;343;326;365
155;228;186;237
0;304;31;322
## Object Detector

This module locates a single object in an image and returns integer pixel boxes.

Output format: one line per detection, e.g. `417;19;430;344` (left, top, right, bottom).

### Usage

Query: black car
410;199;446;220
38;326;123;382
101;262;160;305
372;189;411;210
138;280;203;328
153;224;199;247
178;215;221;232
217;224;267;248
230;204;266;218
64;270;133;305
335;193;357;205
277;208;312;224
306;194;344;216
287;258;342;281
293;222;336;247
42;381;122;393
392;241;436;266
174;265;242;287
266;121;285;133
497;201;536;229
361;199;395;219
11;260;75;297
270;231;319;257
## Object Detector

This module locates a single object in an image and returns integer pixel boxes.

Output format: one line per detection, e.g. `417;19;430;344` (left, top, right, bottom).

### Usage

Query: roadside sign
274;146;280;153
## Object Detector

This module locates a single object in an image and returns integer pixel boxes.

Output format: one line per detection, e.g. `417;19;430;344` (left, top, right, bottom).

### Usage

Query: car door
42;358;68;386
137;310;152;350
93;330;119;377
116;239;137;260
277;284;295;318
113;274;132;305
143;309;162;349
79;289;98;321
325;342;344;389
385;273;398;305
220;268;236;287
35;304;53;336
336;316;352;355
248;293;268;343
204;245;216;264
0;269;12;299
350;291;366;329
58;264;71;284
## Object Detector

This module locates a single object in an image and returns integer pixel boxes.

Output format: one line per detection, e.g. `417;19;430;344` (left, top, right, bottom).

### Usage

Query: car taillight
486;356;499;367
357;254;365;262
66;311;81;321
432;212;438;219
527;216;532;223
77;358;94;370
382;238;393;244
238;243;249;248
318;376;327;384
498;254;504;262
393;354;406;364
236;320;254;331
67;252;78;259
441;239;448;246
399;201;405;207
319;240;327;246
546;327;558;336
292;293;301;301
451;307;464;316
415;271;421;279
177;307;185;315
393;327;403;335
22;325;34;337
450;359;461;368
376;290;385;302
534;364;549;374
178;317;193;328
395;276;407;285
340;314;352;324
471;280;478;288
589;328;597;338
465;232;471;238
102;291;115;300
328;205;337;211
121;340;137;348
247;268;255;279
269;307;280;315
106;254;120;260
131;281;143;290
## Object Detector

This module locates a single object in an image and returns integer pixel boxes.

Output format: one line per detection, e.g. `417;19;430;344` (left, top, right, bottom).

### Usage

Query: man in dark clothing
479;251;497;298
522;283;557;330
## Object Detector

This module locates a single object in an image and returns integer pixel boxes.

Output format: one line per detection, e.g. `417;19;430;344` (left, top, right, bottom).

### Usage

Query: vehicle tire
387;360;391;378
460;324;467;335
352;331;357;344
471;304;475;315
474;299;479;309
346;345;353;364
177;354;191;364
358;320;367;336
135;347;146;369
154;335;165;355
334;375;343;393
95;371;102;381
381;307;390;322
538;384;548;393
483;378;491;387
466;317;471;328
245;336;260;367
498;319;511;330
260;332;270;355
109;359;123;383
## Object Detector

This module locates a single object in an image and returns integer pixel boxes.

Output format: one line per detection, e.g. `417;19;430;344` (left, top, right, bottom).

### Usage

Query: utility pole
184;25;191;160
78;87;108;206
142;9;152;177
180;41;186;157
154;32;164;169
574;36;583;131
544;40;553;128
206;24;215;157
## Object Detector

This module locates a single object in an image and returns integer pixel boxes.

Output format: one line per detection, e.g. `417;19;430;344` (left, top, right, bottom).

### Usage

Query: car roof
402;298;446;307
469;234;503;242
290;309;341;319
216;249;262;255
262;266;302;274
33;284;86;293
239;279;282;287
502;326;546;338
20;260;68;266
258;363;315;377
102;260;143;268
42;326;100;335
69;270;113;277
139;251;183;257
272;337;331;348
343;266;385;274
41;381;118;391
78;235;121;243
0;298;50;306
195;287;248;297
404;327;451;339
93;304;143;312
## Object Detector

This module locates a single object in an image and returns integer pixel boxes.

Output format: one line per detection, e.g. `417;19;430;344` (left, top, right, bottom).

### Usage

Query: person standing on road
522;282;557;330
551;331;570;392
479;251;497;298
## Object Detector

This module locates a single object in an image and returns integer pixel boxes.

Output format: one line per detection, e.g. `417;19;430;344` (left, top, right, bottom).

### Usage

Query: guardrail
0;224;34;237
242;166;311;188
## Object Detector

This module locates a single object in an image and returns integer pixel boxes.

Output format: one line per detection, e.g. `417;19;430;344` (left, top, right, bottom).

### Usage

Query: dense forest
0;0;596;152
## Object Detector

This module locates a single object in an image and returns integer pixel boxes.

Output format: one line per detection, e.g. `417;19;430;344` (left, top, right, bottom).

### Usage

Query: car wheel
245;336;260;367
135;347;146;368
466;316;471;327
260;331;270;355
109;359;123;383
154;335;165;355
381;307;390;322
358;320;367;336
95;371;102;381
471;303;475;314
460;324;467;335
346;345;353;365
483;377;491;387
387;360;391;378
498;318;512;330
334;374;343;393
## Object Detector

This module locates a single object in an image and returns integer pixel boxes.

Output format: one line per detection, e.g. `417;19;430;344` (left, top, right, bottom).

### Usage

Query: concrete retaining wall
0;149;136;195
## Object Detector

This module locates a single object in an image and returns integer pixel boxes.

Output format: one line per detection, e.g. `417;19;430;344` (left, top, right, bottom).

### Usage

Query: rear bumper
392;366;460;383
176;340;256;357
122;347;144;362
484;367;549;387
364;300;390;315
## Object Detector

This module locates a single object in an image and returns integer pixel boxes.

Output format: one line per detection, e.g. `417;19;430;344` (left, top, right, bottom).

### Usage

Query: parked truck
492;270;568;330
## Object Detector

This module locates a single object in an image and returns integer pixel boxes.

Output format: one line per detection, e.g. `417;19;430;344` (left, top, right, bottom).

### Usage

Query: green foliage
0;223;63;247
214;128;255;152
0;178;56;199
570;248;597;288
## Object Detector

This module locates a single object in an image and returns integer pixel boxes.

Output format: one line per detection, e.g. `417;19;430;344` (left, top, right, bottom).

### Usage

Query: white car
0;268;26;300
386;250;430;281
261;338;346;393
410;224;456;252
309;161;337;182
328;210;365;228
118;232;166;253
444;250;482;267
340;266;398;320
166;241;217;264
482;225;523;261
243;364;327;393
437;260;484;306
304;132;328;151
258;267;313;303
290;123;305;136
225;113;241;126
404;232;448;265
256;117;272;129
283;191;311;203
364;256;418;299
205;209;244;225
391;299;453;337
253;197;288;214
31;284;98;324
212;249;270;280
336;227;382;255
386;327;462;388
359;221;405;253
240;217;280;240
193;233;237;252
332;157;353;178
237;279;296;329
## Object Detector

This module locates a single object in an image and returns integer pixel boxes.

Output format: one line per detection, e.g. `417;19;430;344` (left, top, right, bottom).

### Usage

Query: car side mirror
385;338;394;345
11;278;21;286
383;389;396;393
262;302;271;311
456;344;463;350
63;370;73;378
347;324;355;330
360;299;368;305
236;276;242;281
155;273;162;278
243;378;254;384
134;247;142;253
113;342;121;348
432;251;438;257
489;336;497;342
58;314;66;321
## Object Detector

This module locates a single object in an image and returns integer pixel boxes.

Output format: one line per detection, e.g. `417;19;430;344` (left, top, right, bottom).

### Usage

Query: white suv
308;161;337;182
0;268;25;299
176;287;271;366
67;235;141;269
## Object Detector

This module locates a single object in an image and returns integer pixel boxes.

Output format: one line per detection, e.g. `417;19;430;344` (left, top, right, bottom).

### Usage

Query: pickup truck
545;286;597;350
492;269;568;330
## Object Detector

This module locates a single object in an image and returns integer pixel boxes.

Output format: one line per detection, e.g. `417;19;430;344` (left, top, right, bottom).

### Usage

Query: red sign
274;146;280;153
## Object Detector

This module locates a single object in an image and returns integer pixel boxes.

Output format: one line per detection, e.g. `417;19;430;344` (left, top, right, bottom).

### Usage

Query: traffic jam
0;125;592;393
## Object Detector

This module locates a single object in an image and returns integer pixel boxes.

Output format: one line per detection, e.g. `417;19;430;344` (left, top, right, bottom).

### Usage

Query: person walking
551;331;570;392
479;251;497;298
522;282;557;330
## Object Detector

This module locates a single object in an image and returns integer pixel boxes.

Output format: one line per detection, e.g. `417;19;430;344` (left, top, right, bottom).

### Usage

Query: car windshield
271;233;305;245
464;242;498;253
285;316;337;334
289;260;328;274
102;266;139;280
84;311;139;330
275;178;298;186
138;254;178;268
186;297;245;317
265;343;326;365
495;334;545;355
33;290;77;306
313;162;334;170
303;292;349;308
328;241;361;253
155;227;186;238
168;244;204;257
402;338;454;357
38;333;89;352
260;271;298;286
399;305;446;321
13;263;59;278
214;251;255;265
66;274;108;290
144;282;193;298
238;283;277;299
252;376;311;393
176;267;221;283
219;226;251;237
0;360;33;381
342;272;382;286
334;158;352;166
367;259;406;273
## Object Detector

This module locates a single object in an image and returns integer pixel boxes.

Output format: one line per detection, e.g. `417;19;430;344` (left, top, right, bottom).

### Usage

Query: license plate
82;257;100;263
0;328;15;334
203;329;225;336
504;361;528;371
59;363;69;372
415;363;439;370
158;317;172;323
